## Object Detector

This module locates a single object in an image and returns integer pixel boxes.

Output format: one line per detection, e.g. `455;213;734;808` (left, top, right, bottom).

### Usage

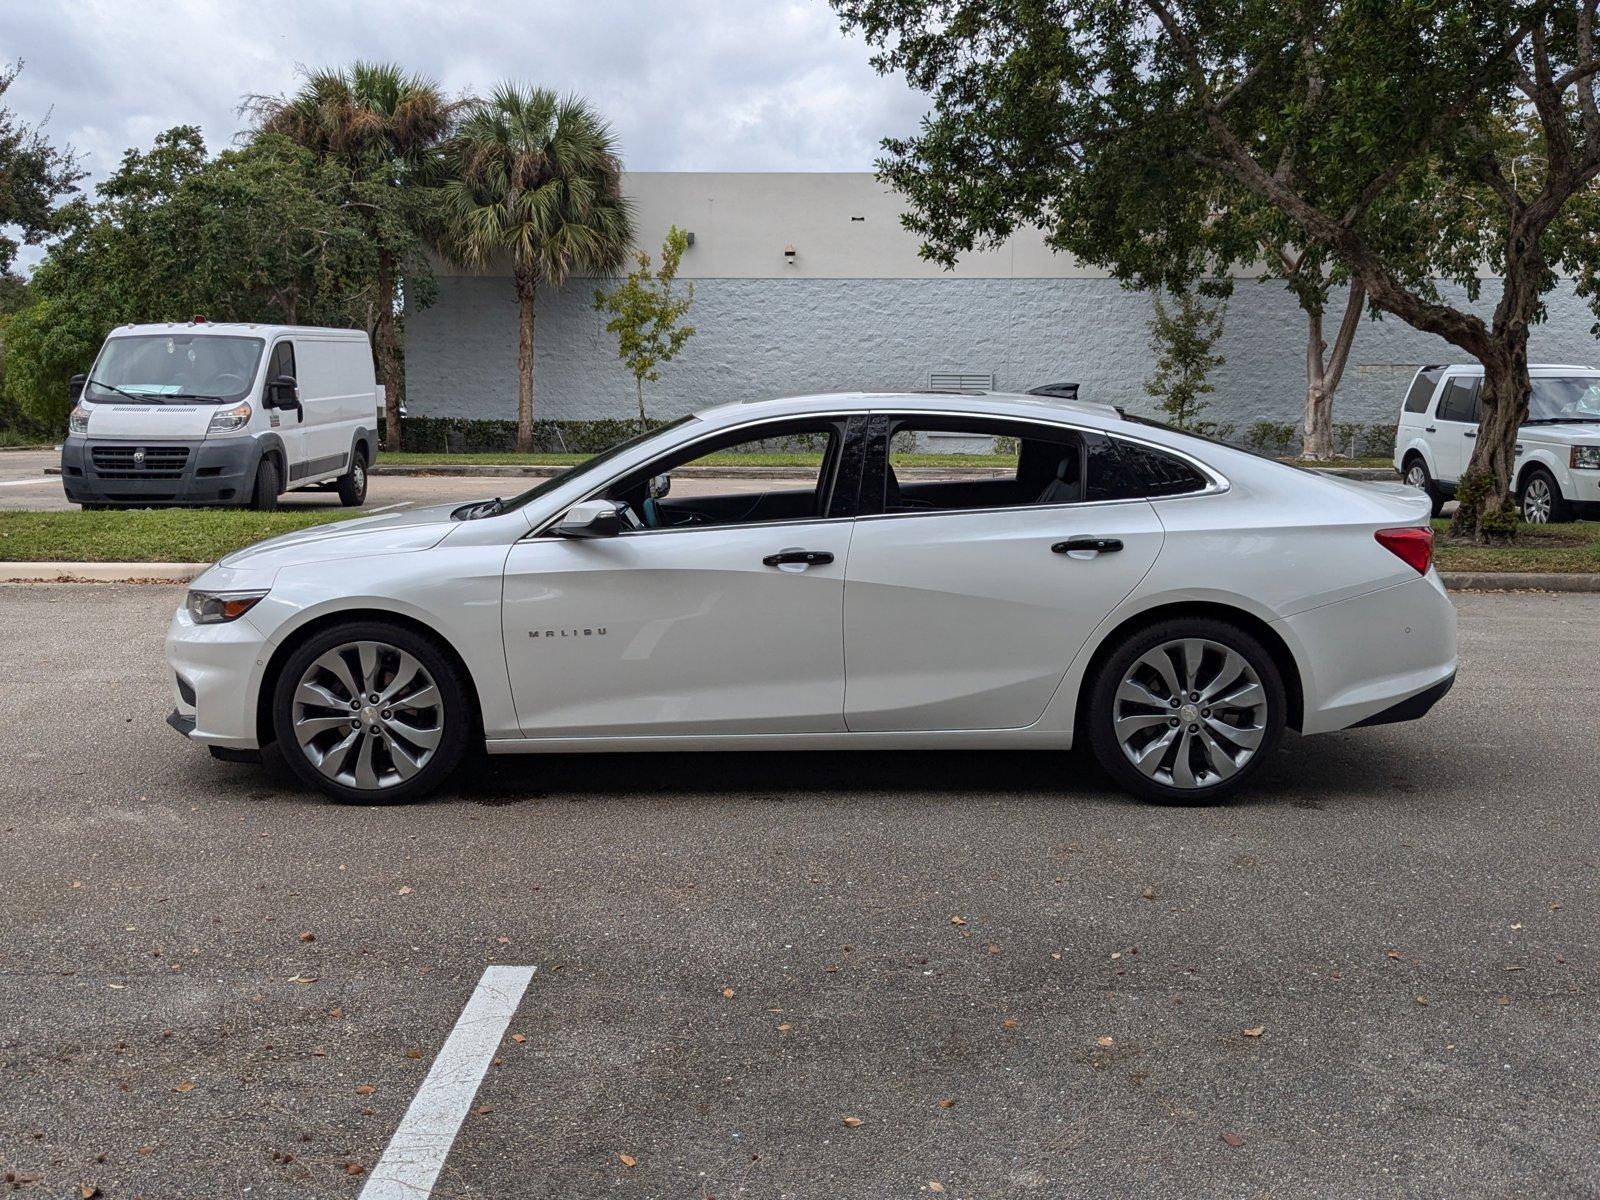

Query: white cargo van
61;321;379;510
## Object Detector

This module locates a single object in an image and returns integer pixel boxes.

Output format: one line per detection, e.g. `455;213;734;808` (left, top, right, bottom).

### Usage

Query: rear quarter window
1403;368;1444;414
1087;437;1208;501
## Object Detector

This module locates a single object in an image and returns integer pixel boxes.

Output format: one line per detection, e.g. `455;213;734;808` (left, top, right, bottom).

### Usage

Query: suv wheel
336;450;368;507
1518;467;1572;524
1402;456;1445;518
1086;618;1286;805
272;621;472;804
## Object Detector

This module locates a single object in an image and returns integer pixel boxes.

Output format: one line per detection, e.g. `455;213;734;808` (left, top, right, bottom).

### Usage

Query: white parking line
0;477;56;487
363;502;411;514
360;965;535;1200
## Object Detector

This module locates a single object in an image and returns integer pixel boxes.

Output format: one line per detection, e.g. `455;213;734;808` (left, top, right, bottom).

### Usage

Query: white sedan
165;391;1457;805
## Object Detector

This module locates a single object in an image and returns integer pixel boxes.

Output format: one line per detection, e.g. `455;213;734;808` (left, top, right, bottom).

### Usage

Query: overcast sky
2;0;927;267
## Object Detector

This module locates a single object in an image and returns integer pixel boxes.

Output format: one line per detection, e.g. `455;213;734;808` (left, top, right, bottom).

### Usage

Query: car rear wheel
1086;618;1286;805
1402;456;1445;518
272;621;472;804
1518;467;1572;524
336;450;368;507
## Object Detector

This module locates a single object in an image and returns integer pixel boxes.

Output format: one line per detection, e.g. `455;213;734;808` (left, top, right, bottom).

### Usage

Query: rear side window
1087;436;1208;501
1403;368;1443;413
1435;377;1479;423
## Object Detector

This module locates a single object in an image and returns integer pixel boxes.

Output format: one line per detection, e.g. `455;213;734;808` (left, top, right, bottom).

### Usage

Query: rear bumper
61;435;258;506
1279;572;1458;735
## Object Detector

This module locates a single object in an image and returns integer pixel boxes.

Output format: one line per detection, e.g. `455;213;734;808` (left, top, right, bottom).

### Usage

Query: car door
501;415;866;738
842;413;1169;733
262;339;309;479
1429;375;1480;482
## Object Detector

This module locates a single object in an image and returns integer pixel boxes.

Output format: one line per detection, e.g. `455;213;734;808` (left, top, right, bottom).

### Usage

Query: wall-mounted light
783;243;797;264
684;231;695;246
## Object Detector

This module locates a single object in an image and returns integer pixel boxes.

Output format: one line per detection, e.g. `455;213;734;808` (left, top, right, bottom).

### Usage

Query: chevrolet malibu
165;391;1457;805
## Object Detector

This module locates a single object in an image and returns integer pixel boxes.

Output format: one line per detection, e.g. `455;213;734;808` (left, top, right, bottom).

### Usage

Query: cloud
1;0;927;208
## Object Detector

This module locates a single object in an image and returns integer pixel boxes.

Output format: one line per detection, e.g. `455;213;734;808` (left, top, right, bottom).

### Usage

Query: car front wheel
1086;618;1286;805
272;621;471;803
1518;467;1572;524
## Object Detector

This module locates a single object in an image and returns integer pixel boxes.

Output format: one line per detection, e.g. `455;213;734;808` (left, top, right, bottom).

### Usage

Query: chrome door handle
763;549;833;567
1053;537;1123;555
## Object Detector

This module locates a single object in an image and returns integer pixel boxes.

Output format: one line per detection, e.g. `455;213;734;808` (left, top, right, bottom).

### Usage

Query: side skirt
485;728;1074;755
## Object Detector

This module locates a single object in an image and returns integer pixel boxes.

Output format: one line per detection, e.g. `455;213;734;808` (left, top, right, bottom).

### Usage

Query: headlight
186;588;269;624
207;402;252;435
68;404;90;435
1570;445;1600;470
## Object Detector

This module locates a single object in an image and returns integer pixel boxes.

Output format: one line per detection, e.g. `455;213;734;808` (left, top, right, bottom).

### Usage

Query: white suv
1394;363;1600;523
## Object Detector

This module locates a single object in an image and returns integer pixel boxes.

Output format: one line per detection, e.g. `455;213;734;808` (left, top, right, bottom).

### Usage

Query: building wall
406;173;1600;431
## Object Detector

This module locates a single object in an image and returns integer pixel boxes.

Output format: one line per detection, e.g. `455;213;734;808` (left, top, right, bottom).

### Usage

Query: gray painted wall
405;275;1600;430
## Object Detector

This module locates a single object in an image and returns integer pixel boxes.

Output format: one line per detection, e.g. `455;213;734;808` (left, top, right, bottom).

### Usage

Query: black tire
79;502;111;511
1401;454;1445;518
271;620;473;804
336;448;368;507
1518;466;1572;524
1085;617;1287;805
250;456;281;511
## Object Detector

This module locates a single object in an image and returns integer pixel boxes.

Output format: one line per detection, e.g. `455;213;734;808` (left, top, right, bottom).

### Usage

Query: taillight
1375;526;1434;574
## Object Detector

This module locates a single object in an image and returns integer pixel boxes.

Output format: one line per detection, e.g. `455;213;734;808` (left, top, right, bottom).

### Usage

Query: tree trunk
375;249;402;453
516;270;538;455
636;377;646;431
1299;282;1366;461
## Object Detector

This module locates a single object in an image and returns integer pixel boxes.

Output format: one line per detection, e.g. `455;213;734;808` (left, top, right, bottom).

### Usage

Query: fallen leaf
398;886;413;895
777;1023;792;1032
1242;1026;1265;1038
1001;1018;1018;1030
1221;1132;1244;1148
107;983;126;990
497;936;511;945
299;931;315;943
173;1081;195;1093
1386;949;1402;960
405;1047;423;1058
938;1097;957;1109
1096;1036;1115;1048
286;975;318;985
345;1162;365;1176
355;1085;376;1096
1416;995;1429;1006
722;987;735;999
949;915;966;926
80;1185;100;1198
1510;922;1522;930
71;881;82;889
618;1153;637;1169
328;1007;344;1019
987;943;1002;955
474;1105;494;1116
136;1145;155;1156
1140;887;1155;900
842;1116;863;1128
1050;952;1062;961
929;1183;945;1193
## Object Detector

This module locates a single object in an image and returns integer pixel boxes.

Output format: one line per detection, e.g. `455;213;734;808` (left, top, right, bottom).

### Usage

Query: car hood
214;502;461;574
83;402;219;439
1520;421;1600;442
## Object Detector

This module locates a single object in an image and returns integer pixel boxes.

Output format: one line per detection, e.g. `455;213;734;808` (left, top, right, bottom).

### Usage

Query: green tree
594;226;696;429
1146;285;1227;432
0;61;82;274
248;62;459;450
836;0;1600;539
439;85;634;453
3;127;377;429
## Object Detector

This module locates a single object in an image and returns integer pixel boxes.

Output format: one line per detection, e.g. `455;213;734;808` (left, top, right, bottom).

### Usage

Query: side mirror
266;374;300;410
647;473;672;500
552;499;625;539
68;374;86;403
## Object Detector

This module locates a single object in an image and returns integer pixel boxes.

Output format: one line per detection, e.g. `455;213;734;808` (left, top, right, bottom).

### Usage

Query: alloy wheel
290;640;445;791
1112;638;1268;790
1522;477;1552;524
1404;463;1428;491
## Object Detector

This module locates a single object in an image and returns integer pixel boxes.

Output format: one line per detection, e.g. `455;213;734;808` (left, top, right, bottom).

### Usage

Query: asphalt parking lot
2;585;1597;1198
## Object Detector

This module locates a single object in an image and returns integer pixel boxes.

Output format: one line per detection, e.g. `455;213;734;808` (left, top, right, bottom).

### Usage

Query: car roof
702;389;1127;426
106;322;367;339
1437;363;1598;374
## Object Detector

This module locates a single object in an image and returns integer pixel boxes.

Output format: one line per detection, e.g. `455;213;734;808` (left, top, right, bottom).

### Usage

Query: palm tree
249;62;459;451
440;85;634;452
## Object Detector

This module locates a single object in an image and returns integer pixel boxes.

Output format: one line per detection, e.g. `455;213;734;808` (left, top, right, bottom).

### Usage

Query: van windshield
86;334;265;404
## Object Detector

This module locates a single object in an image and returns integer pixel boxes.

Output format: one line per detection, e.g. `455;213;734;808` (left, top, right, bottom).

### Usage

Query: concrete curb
0;561;209;583
1440;571;1600;592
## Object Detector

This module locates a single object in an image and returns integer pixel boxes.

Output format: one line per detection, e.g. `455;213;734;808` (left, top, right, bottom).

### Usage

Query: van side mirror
552;500;625;539
68;374;86;403
266;374;300;411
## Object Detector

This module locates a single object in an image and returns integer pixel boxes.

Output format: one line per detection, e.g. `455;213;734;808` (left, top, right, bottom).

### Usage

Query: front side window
1526;376;1600;422
1435;377;1480;424
86;334;264;404
600;418;853;530
268;341;297;381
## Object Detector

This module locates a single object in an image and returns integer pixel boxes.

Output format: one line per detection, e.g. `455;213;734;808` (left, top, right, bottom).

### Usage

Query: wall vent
927;371;994;392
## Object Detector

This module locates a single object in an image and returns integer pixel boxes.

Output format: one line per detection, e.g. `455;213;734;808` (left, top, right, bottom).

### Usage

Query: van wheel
336;451;368;507
1518;467;1572;524
249;456;281;511
1402;456;1445;518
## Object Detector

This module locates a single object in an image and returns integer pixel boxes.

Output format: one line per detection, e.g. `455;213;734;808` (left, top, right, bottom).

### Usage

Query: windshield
492;415;699;515
1526;376;1600;422
85;334;265;404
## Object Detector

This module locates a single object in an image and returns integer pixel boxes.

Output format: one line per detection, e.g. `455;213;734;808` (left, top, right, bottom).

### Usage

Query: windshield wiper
164;393;225;403
85;378;159;404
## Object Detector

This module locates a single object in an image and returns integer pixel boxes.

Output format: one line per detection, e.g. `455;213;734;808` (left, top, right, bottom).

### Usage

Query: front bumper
62;435;258;506
165;604;273;750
